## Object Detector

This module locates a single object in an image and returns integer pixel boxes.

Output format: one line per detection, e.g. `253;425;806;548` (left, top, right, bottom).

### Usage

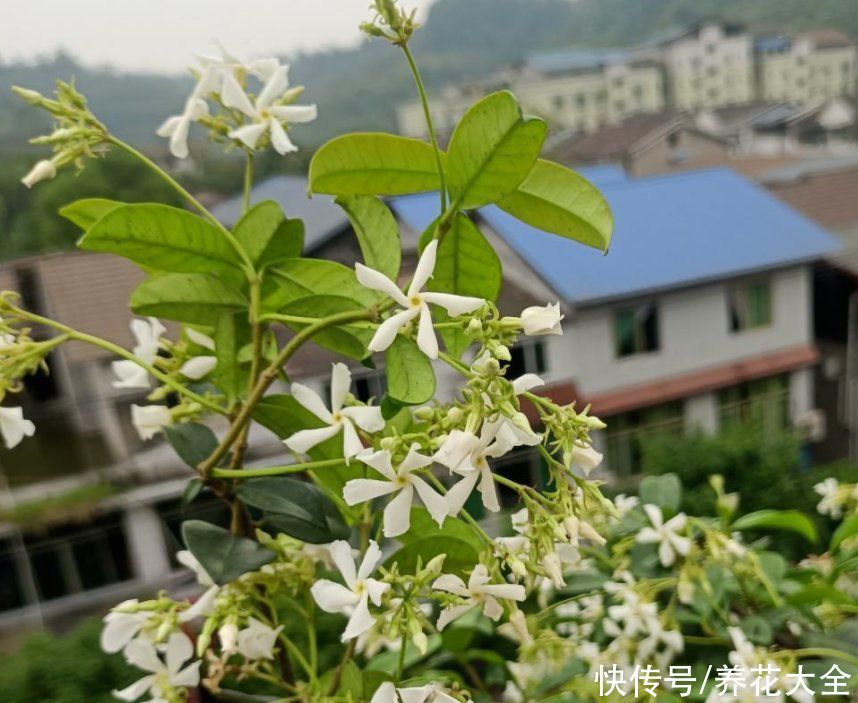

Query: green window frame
614;303;660;358
728;279;771;332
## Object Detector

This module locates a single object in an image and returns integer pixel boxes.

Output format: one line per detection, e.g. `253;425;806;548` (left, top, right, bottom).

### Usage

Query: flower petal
368;307;419;352
341;419;365;460
220;72;256;116
283;425;340;454
478;465;501;513
415;304;438;359
114;675;156;702
444;471;479;516
343;478;399;506
355;263;409;307
383;484;414;537
436;603;472;631
229;122;268;149
171;661;201;688
421;292;484;317
409;240;437;296
164;632;193;675
269;104;318;123
179;355;217;380
290;383;333;422
432;573;468;597
411;476;448;527
124;639;163;674
356;448;396;480
357;539;383;581
329;362;352;413
328;540;357;589
480;583;526;601
511;373;544;394
342;591;375;641
341;405;385;432
268;117;298;155
311;579;359;613
111;360;150;389
399;444;434;474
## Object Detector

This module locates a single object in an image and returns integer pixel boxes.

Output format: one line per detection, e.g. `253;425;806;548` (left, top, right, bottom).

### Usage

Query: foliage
0;482;117;527
0;618;133;703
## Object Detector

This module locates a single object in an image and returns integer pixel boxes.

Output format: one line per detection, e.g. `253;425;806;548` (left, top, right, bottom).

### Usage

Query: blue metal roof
525;49;630;75
755;36;791;53
390;168;840;306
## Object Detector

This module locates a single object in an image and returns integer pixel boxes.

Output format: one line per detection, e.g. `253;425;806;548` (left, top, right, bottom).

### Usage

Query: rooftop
523;48;631;75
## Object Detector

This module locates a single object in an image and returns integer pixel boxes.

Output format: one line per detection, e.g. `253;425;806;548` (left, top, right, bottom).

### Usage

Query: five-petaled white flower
520;302;564;336
226;65;317;154
112;318;167;390
434;419;518;516
236;617;283;660
814;477;842;519
284;363;384;461
636;504;691;567
432;564;526;630
344;445;448;537
310;540;389;641
370;681;464;703
100;599;149;654
356;239;484;359
0;406;35;449
156;67;220;159
114;632;200;703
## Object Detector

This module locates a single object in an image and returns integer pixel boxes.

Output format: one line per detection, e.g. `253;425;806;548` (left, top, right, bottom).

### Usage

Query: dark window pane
0;541;25;612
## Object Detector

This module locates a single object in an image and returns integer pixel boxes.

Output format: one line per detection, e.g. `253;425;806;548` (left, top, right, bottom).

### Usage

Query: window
613;100;626;113
614;304;659;357
553;95;564;111
728;279;771;332
602;402;684;477
576;93;587;108
351;369;387;403
719;374;789;430
505;341;547;379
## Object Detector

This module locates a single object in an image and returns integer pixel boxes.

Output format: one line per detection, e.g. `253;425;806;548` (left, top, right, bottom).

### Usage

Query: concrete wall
548;266;812;397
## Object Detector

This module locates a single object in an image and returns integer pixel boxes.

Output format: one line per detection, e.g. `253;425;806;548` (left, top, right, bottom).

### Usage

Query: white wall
547;266;812;397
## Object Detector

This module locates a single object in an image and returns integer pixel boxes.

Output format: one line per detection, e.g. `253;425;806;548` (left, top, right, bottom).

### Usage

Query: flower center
395;475;408;486
354;580;365;595
332;412;343;423
409;295;422;308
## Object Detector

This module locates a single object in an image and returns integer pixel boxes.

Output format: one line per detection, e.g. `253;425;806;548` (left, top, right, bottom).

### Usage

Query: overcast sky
2;0;437;74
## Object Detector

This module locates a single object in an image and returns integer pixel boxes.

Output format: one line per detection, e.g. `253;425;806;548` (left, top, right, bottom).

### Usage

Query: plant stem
400;43;447;212
211;458;345;479
243;152;255;213
198;307;379;477
108;136;255;274
12;306;226;415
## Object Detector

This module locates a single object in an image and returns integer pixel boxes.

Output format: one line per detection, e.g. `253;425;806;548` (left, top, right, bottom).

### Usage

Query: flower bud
520;303;564;336
380;436;397;451
413;406;434;421
21;159;56;189
447;407;464;423
424;553;447;574
466;317;483;335
218;622;239;654
12;86;44;105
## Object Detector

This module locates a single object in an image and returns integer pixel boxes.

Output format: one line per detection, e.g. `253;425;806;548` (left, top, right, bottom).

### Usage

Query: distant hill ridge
2;0;858;152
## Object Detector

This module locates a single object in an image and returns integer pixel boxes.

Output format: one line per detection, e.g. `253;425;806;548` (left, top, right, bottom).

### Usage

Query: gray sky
3;0;436;74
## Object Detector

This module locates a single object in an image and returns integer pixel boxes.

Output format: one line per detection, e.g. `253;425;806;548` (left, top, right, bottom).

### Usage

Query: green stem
12;307;226;415
278;633;315;682
198;306;379;477
787;647;858;666
212;458;345;479
395;631;408;681
261;312;376;330
243;152;254;213
108;136;255;274
400;44;447;212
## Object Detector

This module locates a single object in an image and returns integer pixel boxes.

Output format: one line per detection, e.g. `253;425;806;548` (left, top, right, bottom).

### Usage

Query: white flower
226;65;317;154
101;600;148;654
284;363;384;461
569;443;603;476
432;564;526;630
435;419;518;516
236;617;283;660
179;356;217;380
177;550;221;621
112;318;166;389
310;540;389;641
113;632;200;702
21;159;56;188
520;302;564;336
0;406;35;449
370;682;464;703
613;494;639;517
814;477;841;518
344;445;447;537
636;504;691;567
157;63;222;159
218;622;239;654
131;404;172;441
356;239;484;359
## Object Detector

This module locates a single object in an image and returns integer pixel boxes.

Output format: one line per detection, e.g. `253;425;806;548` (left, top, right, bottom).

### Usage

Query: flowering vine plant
3;2;857;702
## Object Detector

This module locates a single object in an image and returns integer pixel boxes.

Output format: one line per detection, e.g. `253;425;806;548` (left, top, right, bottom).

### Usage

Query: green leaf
336;195;401;280
78;203;243;275
309;133;442;196
498;158;614;252
365;634;441;674
182;478;204;507
442;607;493;653
59;198;124;229
399;507;485;555
385;336;435;405
733;510;818;543
213;311;252;404
279;295;371;360
233;200;304;267
163;422;219;469
388;507;484;575
831;513;858;552
639;473;682;513
181;520;275;585
265;258;383;311
447;91;546;210
236;477;349;544
131;273;247;325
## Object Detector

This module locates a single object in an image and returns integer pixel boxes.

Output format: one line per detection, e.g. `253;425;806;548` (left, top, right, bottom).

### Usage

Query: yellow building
757;30;857;103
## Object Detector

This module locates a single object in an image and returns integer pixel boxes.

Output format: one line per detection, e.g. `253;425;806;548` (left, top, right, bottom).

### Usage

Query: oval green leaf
79;203;243;275
309;133;443;196
498;158;614;252
279;294;372;360
131;272;247;325
59;197;124;230
181;520;275;585
233;200;304;267
447;91;546;210
385;335;435;405
336;195;401;280
733;509;818;543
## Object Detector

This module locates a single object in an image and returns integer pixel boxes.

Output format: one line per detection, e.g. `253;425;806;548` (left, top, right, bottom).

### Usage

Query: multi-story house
641;23;756;110
757;30;857;104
